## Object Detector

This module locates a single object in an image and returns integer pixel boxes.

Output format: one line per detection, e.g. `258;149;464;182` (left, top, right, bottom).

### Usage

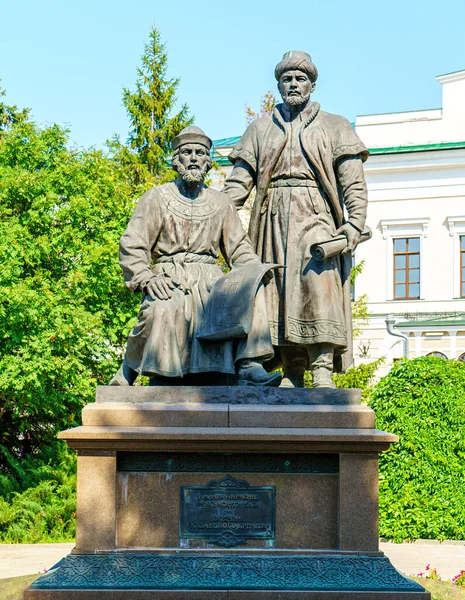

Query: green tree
351;259;369;338
0;84;29;134
245;91;277;124
0;109;138;482
332;357;384;403
115;26;193;187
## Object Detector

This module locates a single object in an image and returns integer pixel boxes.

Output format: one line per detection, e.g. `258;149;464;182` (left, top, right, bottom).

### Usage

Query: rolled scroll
311;228;372;262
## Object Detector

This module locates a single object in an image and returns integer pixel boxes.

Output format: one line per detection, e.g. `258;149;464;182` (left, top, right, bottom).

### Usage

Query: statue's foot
311;367;336;388
237;361;282;387
108;367;128;386
108;362;138;386
280;372;305;388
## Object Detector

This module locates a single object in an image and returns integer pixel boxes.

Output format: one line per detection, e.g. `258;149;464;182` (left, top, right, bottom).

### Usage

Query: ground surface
381;540;465;580
412;577;465;599
0;574;38;600
0;543;74;579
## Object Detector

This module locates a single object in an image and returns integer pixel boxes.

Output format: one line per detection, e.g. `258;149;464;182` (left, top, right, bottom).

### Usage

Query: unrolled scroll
196;263;283;341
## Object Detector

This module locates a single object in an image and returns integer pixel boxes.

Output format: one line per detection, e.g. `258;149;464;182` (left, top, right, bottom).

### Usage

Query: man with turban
110;126;280;387
224;51;369;388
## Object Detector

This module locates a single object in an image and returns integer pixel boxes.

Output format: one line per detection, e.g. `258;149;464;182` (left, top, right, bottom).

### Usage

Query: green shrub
304;358;383;402
333;358;384;402
0;446;76;543
0;442;74;500
369;357;465;541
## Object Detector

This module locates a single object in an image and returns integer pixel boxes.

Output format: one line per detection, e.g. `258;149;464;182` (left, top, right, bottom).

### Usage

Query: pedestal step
25;553;430;598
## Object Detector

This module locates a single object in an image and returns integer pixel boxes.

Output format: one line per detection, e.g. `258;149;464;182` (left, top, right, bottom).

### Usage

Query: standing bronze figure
224;51;369;387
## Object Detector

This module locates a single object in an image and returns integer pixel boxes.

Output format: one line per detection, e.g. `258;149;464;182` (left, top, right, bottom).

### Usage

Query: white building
210;69;465;374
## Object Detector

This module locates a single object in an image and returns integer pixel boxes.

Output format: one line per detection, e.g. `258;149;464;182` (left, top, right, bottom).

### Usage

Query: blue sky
1;0;464;148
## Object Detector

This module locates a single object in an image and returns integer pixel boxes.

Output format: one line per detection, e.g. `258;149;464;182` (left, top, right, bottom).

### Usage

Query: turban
172;126;212;152
275;51;318;83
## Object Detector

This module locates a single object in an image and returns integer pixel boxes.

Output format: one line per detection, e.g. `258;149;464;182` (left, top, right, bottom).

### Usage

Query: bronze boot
108;358;138;386
279;347;308;388
237;360;282;386
309;343;336;388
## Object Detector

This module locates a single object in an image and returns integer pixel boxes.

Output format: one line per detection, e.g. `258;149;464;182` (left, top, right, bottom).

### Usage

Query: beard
282;90;311;106
174;161;211;184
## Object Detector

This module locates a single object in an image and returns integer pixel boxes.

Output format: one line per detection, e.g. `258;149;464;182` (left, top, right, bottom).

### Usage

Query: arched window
458;353;465;362
426;351;447;359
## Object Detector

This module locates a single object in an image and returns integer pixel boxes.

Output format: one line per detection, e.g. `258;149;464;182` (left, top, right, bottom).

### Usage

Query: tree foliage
351;259;369;338
0;444;76;542
0;84;29;134
0;115;138;475
245;91;277;124
333;357;384;402
370;357;465;541
0;26;194;542
304;358;383;400
115;26;193;186
0;473;76;543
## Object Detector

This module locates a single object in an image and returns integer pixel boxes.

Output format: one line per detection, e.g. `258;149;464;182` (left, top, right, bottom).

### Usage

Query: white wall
355;148;465;311
352;71;465;371
356;70;465;147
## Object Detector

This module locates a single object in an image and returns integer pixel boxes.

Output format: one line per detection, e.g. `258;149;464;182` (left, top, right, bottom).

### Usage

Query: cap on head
172;126;212;152
275;51;318;83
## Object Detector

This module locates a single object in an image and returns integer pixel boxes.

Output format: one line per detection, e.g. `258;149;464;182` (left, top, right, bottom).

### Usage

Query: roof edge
436;69;465;84
369;140;465;155
211;140;465;165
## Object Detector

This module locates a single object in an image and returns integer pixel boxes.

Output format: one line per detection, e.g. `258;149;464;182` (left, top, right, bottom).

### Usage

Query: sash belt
269;178;319;188
156;252;216;264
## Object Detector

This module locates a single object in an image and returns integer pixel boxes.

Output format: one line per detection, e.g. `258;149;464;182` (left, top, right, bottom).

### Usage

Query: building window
426;351;447;359
393;238;420;300
458;353;465;362
461;236;465;298
379;218;428;301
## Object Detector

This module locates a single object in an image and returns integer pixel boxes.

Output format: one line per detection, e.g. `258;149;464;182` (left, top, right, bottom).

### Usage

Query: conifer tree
119;26;193;185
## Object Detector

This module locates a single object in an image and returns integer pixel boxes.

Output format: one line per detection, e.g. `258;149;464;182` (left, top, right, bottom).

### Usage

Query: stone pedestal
25;386;429;599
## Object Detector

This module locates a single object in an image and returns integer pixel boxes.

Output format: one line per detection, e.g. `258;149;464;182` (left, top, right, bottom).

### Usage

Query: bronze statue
224;51;369;388
110;126;281;387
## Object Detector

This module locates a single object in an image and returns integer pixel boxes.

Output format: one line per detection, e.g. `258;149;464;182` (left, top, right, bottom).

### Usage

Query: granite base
25;387;429;599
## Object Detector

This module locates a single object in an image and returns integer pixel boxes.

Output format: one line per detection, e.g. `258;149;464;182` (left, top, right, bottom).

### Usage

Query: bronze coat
225;103;369;371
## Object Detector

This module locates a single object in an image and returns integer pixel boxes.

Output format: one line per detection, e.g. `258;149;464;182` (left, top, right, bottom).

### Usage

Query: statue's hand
145;276;176;301
333;223;361;255
262;269;274;285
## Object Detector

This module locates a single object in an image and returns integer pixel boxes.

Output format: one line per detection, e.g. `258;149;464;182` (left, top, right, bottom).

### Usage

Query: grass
0;574;39;600
411;578;465;599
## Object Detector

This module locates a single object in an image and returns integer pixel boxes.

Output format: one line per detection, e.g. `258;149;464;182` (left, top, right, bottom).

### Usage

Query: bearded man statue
224;51;369;388
110;126;280;387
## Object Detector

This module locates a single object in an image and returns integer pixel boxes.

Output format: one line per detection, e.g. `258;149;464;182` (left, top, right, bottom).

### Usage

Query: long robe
120;181;273;378
223;102;369;371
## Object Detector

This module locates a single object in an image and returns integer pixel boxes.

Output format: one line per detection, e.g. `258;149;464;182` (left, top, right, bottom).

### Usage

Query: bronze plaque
180;475;275;547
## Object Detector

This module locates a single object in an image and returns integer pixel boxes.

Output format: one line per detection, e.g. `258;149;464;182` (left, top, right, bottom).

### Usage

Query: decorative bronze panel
30;553;426;592
180;475;275;548
117;452;339;474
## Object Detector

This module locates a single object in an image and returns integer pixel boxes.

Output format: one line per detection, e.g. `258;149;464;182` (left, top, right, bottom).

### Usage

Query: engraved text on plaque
180;475;275;547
